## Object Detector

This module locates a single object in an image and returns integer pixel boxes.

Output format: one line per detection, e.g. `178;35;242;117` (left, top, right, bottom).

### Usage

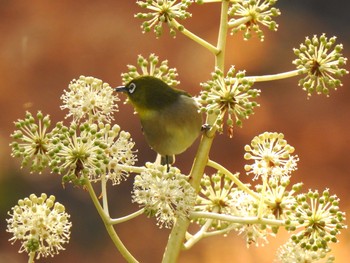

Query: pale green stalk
215;0;230;70
257;175;268;218
85;178;139;263
109;208;145;225
117;164;146;174
101;175;110;216
161;2;230;263
246;70;300;82
184;223;238;249
185;211;286;248
28;252;35;263
171;19;219;55
161;129;216;263
190;211;285;226
207;159;261;201
183;207;219;249
227;16;252;28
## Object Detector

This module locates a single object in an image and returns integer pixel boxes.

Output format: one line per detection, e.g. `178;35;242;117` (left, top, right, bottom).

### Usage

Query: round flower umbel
228;0;281;41
195;172;277;246
285;189;346;253
121;54;179;87
195;172;241;230
233;189;274;247
10;111;52;173
293;34;349;96
6;193;71;260
135;0;193;37
99;123;137;185
49;122;109;185
276;239;335;263
244;132;299;180
132;163;196;228
255;177;302;221
60;76;119;123
200;66;260;135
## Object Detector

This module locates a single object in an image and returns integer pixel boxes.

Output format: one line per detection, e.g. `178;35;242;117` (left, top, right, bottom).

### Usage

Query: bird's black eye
128;83;137;94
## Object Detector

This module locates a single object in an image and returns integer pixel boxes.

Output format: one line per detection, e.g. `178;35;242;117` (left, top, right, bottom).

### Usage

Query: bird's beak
115;86;128;93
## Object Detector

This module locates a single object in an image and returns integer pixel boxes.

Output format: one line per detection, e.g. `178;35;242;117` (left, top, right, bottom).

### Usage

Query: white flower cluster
135;0;193;37
60;75;119;123
49;122;137;185
200;66;260;133
6;194;72;259
133;163;196;228
244;132;299;179
293;34;348;96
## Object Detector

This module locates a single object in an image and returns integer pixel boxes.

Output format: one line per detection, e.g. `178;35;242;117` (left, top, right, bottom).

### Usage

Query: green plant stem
162;2;230;263
171;19;219;55
207;159;260;201
246;70;300;82
183;207;219;249
85;178;139;263
118;164;146;174
185;210;286;248
227;16;252;28
162;129;216;263
109;208;145;225
216;0;230;70
28;252;35;263
101;175;109;216
190;211;285;226
257;175;268;218
185;224;238;249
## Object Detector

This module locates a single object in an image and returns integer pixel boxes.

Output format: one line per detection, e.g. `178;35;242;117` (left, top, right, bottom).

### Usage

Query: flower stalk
162;1;230;262
84;178;139;263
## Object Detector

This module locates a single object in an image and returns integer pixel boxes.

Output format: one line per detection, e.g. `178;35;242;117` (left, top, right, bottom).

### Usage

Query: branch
190;211;285;226
207;159;261;201
246;70;300;82
171;19;219;55
109;208;145;225
227;16;252;28
85;178;139;263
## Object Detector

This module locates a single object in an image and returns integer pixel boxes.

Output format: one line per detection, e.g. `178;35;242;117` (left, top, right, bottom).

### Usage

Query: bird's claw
201;124;211;132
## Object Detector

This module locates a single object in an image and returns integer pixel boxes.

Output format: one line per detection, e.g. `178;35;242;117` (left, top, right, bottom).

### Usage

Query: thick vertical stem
162;129;216;263
215;0;229;71
161;2;230;263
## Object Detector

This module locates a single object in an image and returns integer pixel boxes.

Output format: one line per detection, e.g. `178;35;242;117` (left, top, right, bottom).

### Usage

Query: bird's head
115;76;188;111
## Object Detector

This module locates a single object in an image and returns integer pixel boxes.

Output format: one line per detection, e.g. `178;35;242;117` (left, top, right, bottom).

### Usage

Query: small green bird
115;76;202;169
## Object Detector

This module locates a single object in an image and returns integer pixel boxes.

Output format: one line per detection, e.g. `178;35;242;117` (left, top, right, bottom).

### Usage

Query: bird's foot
201;123;211;132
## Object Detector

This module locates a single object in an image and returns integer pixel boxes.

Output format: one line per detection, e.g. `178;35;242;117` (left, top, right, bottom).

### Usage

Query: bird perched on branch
115;76;202;170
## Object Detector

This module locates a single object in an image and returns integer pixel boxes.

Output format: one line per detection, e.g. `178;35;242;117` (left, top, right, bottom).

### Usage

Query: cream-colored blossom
285;189;346;253
244;132;299;179
61;76;119;123
135;0;193;37
6;194;71;259
133;163;196;228
293;34;348;96
200;66;259;134
228;0;281;41
276;239;335;263
10;111;52;173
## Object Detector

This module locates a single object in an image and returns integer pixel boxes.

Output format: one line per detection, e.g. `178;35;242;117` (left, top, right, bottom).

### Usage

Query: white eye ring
128;83;137;94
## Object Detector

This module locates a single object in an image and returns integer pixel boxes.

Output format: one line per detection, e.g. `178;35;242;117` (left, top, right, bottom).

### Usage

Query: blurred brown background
0;1;349;262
